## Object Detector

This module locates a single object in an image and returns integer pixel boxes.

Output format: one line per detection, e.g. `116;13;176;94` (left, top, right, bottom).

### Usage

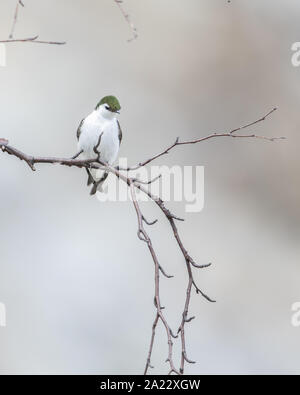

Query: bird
76;95;122;195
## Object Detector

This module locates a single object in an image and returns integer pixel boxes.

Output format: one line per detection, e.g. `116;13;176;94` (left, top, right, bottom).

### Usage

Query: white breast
78;112;120;165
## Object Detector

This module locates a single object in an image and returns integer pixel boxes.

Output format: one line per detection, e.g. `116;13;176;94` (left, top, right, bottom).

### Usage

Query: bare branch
9;0;24;39
144;313;159;374
2;2;65;45
130;182;179;375
3;1;138;45
113;0;138;42
0;36;66;45
133;174;162;185
118;108;284;171
1;144;96;170
229;107;278;135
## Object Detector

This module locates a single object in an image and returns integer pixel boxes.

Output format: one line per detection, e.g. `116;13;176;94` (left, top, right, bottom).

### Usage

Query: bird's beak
115;110;120;114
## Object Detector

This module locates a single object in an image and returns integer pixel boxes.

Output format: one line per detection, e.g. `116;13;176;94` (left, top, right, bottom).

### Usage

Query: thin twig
113;0;138;42
144;313;159;374
142;215;158;226
9;0;24;39
0;36;66;45
133;174;162;185
118;108;283;171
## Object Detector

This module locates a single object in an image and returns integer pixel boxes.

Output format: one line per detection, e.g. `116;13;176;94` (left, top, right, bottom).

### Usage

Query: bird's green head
95;95;121;113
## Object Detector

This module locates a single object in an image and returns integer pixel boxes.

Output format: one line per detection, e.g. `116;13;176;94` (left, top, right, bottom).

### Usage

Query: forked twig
2;1;65;45
118;108;284;171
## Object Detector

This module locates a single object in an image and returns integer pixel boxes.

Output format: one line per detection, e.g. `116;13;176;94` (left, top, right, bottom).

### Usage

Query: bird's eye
105;105;110;110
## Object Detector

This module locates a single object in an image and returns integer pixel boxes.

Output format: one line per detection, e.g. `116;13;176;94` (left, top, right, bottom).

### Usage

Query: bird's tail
86;169;94;186
89;171;109;195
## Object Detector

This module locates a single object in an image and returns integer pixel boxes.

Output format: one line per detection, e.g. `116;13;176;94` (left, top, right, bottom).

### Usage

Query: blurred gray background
0;0;299;374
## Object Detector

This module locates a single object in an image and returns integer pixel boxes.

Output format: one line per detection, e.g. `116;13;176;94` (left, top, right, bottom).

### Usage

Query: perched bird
76;95;122;195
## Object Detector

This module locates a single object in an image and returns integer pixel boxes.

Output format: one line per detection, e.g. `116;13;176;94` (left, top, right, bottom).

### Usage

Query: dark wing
117;120;122;145
76;119;84;141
